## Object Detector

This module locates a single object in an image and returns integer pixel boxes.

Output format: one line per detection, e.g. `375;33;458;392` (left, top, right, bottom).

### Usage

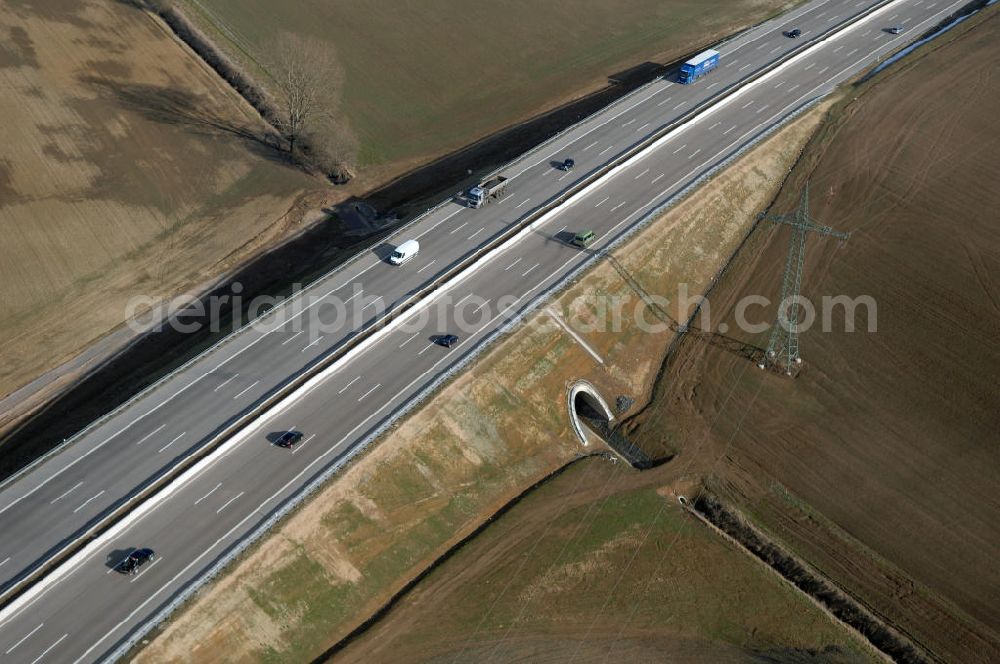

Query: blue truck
678;49;720;84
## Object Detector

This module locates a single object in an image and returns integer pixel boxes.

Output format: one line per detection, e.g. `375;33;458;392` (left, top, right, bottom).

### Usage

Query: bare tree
268;33;342;156
301;117;358;182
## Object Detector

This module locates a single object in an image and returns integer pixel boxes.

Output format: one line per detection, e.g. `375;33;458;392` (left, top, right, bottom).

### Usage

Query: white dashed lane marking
72;490;105;514
134;425;165;446
281;331;304;346
212;374;238;392
216;491;244;514
49;481;83;505
337;376;361;393
157;433;185;454
232;381;259;399
194;483;221;505
357;384;380;402
28;633;68;663
291;434;316;455
5;623;43;654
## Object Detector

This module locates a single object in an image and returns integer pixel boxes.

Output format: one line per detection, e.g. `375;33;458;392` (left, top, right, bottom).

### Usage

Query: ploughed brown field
624;9;1000;663
0;0;319;412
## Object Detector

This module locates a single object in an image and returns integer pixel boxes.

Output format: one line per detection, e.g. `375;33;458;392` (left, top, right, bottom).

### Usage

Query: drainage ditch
690;492;936;664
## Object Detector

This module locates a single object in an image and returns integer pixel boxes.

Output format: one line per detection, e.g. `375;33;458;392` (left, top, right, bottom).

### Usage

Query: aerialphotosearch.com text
125;282;877;342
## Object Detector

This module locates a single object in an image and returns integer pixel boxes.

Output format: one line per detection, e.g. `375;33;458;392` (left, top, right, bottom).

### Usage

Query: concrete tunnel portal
568;381;615;446
568;380;656;469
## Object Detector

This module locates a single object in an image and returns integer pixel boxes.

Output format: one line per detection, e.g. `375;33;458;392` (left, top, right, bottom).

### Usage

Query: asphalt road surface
0;0;969;660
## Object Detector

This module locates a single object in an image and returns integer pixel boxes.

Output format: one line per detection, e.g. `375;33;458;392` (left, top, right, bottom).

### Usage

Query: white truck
467;175;509;208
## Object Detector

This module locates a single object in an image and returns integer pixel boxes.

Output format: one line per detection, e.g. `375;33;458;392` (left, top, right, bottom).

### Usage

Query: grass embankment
137;99;831;663
0;0;320;411
626;7;1000;663
178;0;794;182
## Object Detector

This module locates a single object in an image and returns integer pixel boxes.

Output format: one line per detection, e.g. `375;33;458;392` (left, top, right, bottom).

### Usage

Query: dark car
275;430;305;449
436;334;459;348
559;158;575;171
886;26;903;34
783;28;802;38
120;548;155;575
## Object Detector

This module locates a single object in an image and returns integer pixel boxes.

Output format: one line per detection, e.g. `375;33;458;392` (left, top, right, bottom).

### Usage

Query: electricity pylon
758;182;849;375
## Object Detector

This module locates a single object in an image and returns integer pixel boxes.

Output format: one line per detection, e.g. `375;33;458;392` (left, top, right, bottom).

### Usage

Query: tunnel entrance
568;382;654;469
574;391;607;422
567;382;613;447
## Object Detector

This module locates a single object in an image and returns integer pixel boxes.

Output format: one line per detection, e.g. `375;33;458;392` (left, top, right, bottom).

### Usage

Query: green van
571;230;595;248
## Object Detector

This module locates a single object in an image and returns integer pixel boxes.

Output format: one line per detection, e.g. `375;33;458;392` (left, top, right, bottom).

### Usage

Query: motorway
0;0;972;660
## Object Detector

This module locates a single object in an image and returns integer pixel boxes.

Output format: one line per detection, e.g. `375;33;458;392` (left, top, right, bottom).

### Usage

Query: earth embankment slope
625;9;1000;663
0;0;320;410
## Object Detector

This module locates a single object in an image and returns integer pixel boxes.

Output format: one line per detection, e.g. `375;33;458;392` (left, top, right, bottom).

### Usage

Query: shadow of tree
80;76;298;169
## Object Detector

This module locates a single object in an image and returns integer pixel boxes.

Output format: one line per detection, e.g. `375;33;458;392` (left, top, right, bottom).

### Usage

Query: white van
389;239;419;265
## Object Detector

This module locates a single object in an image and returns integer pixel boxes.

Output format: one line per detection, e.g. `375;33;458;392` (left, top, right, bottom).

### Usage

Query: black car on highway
436;334;459;348
559;158;575;171
119;548;155;575
783;28;802;38
275;430;305;449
